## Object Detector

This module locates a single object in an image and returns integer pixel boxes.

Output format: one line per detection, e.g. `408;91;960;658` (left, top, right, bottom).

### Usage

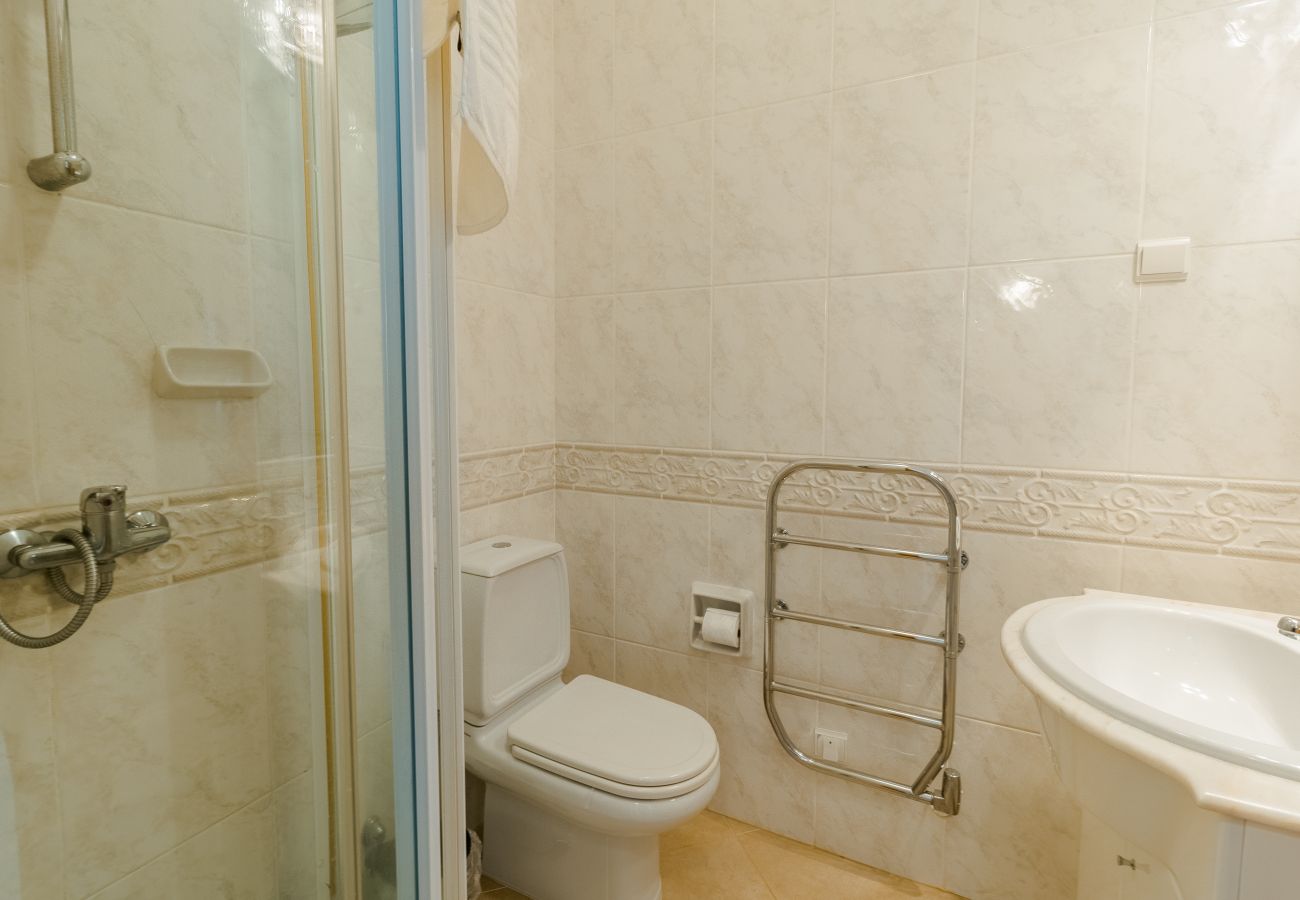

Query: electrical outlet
815;728;848;763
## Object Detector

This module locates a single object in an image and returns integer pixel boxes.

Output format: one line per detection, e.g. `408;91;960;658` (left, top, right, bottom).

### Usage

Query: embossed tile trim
554;443;1300;561
460;443;557;510
0;466;392;618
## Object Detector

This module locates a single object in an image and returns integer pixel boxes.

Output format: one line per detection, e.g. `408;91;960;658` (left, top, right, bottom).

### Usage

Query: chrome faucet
1278;616;1300;639
0;485;171;648
2;486;170;576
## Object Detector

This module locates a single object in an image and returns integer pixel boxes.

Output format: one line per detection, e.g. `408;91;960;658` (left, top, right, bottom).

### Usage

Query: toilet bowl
460;536;720;900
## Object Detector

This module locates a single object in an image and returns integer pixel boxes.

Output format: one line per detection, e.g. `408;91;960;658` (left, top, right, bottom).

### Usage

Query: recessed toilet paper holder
690;581;751;657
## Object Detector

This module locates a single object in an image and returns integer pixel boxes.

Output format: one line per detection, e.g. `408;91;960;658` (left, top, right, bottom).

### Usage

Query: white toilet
460;535;720;900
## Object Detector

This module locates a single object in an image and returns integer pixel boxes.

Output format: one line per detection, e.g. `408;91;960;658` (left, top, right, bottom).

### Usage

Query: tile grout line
556;5;1228;158
551;234;1300;304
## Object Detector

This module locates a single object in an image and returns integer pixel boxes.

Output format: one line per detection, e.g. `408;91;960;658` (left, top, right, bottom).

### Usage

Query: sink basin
1005;590;1300;900
1022;595;1300;781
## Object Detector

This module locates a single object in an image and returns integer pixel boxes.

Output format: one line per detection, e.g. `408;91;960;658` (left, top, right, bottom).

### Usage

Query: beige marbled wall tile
556;296;615;443
555;143;614;298
0;622;64;900
518;0;556;148
357;721;396;842
817;519;948;710
88;797;276;900
555;0;614;147
342;257;388;470
51;569;273;898
614;495;708;653
943;719;1080;900
613;121;712;291
457;135;556;297
812;706;947;887
14;0;249;230
830;67;973;276
715;0;833;112
970;27;1148;263
713;97;831;284
1130;242;1300;481
251;238;311;471
272;773;319;900
613;0;713;134
0;186;36;512
241;20;303;243
1153;0;1236;15
963;257;1137;471
556;489;615;636
455;281;555;453
460;490;557;544
710;281;826;455
0;4;17;184
566;630;615;682
23;194;257;502
1120;547;1300;614
825;270;965;462
338;34;382;264
705;662;819;844
352;531;394;737
1144;0;1300;246
262;551;316;786
615;641;708;716
834;0;979;87
613;289;710;449
959;532;1122;731
708;505;821;682
979;0;1155;56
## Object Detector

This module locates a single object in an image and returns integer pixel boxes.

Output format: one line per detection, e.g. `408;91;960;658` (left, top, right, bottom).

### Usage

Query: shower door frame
369;0;465;897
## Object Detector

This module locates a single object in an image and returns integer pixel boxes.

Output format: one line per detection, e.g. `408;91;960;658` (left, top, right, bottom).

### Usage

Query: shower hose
0;530;114;649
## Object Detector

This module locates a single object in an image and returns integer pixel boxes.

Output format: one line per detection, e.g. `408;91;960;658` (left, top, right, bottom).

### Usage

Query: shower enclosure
0;0;442;897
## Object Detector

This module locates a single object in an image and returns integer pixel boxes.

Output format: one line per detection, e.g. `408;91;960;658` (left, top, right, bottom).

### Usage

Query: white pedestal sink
1003;591;1300;900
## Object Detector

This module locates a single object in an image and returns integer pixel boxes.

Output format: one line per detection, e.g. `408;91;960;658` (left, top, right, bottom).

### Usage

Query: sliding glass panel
0;0;426;897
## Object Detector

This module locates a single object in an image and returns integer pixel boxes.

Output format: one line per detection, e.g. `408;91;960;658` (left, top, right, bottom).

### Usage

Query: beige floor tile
661;835;777;900
474;813;951;900
738;829;958;899
662;809;759;854
481;888;528;899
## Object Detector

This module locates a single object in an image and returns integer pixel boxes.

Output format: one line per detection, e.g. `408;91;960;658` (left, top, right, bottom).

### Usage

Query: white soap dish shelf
152;346;273;400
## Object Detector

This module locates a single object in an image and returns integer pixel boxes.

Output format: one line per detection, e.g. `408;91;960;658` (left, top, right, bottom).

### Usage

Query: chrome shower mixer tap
0;485;171;648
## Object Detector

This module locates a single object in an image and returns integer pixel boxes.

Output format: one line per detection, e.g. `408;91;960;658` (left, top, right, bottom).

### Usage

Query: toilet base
483;783;663;900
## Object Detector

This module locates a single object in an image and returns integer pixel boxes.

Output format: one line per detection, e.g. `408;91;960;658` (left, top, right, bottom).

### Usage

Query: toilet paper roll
700;608;741;649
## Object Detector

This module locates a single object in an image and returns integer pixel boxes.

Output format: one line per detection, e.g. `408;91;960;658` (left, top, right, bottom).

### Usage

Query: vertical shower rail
27;0;92;191
763;459;968;816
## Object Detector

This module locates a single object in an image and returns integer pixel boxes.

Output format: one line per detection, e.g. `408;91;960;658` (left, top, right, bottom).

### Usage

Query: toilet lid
507;676;718;798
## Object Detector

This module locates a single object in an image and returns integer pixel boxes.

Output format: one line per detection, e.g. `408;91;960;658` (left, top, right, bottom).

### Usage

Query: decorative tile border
0;465;394;619
459;443;556;510
8;437;1296;620
549;443;1300;561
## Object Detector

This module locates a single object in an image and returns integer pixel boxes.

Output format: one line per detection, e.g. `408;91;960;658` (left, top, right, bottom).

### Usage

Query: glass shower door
0;0;426;897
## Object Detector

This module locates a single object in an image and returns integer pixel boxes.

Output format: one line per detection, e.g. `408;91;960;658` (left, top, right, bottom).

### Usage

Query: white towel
453;0;519;235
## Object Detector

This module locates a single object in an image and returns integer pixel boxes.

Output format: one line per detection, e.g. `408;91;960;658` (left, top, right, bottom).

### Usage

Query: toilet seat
507;675;719;800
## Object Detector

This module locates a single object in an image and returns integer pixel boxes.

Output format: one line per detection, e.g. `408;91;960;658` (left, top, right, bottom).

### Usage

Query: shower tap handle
80;485;128;555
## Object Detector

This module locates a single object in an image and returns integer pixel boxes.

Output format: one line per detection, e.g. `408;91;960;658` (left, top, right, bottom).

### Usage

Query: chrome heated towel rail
763;459;968;816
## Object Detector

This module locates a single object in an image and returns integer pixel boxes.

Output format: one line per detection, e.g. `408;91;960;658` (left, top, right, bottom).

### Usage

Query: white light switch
1135;238;1190;283
815;728;848;763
